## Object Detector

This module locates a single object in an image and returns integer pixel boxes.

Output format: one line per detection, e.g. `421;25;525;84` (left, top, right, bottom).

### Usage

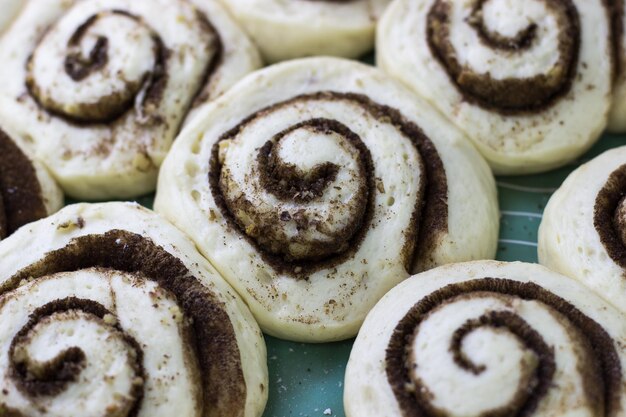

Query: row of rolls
1;0;626;202
0;0;625;416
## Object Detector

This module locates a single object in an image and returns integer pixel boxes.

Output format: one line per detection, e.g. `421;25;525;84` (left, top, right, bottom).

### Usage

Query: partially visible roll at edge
0;202;268;417
216;0;391;63
538;146;626;314
0;99;63;239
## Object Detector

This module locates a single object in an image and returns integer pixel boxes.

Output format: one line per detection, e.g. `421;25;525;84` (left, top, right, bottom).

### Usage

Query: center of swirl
427;0;580;113
219;118;371;263
26;10;166;123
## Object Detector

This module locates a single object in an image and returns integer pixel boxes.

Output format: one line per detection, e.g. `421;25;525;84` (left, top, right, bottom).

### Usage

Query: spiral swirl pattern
344;261;626;417
0;203;268;417
0;127;63;240
156;58;499;342
539;146;626;313
0;0;260;200
211;92;447;274
427;0;580;113
378;0;614;174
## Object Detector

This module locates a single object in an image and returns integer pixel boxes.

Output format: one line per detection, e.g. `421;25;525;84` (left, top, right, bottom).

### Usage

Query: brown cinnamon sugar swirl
0;202;267;417
0;122;63;240
378;0;614;174
155;57;499;342
0;0;260;200
344;261;626;417
539;146;626;314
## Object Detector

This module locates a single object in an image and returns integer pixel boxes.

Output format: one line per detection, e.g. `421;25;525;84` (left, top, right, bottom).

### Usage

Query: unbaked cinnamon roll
155;57;499;342
0;202;268;417
0;117;63;240
216;0;391;63
378;0;614;174
539;146;626;313
344;261;626;417
0;0;260;200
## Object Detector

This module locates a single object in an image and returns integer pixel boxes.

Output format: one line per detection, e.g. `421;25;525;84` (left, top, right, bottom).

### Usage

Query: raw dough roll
155;57;499;342
216;0;391;63
378;0;614;174
609;0;626;132
539;146;626;313
0;0;22;34
344;261;626;417
0;202;268;417
0;0;260;200
0;118;63;239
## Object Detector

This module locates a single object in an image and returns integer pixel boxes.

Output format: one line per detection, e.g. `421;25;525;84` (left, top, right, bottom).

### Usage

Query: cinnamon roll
0;0;260;200
216;0;391;63
378;0;614;174
539;146;626;313
609;0;626;132
344;261;626;417
155;57;499;342
0;202;268;417
0;114;63;240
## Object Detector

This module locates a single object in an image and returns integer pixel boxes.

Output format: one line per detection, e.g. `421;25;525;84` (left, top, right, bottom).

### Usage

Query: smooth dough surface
0;0;260;200
539;146;626;313
345;261;626;417
0;0;22;34
378;0;613;174
0;202;267;417
217;0;391;63
155;57;499;342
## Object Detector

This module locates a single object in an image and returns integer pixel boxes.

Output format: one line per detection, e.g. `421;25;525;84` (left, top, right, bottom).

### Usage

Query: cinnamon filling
25;7;222;126
385;278;621;417
594;163;626;268
0;129;47;239
209;91;448;276
1;230;246;417
427;0;580;114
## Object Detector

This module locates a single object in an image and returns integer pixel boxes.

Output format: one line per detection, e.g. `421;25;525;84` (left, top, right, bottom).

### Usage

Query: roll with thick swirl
378;0;614;174
344;261;626;417
0;202;268;417
216;0;391;63
539;146;626;313
0;0;261;200
0;113;63;240
155;57;499;342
